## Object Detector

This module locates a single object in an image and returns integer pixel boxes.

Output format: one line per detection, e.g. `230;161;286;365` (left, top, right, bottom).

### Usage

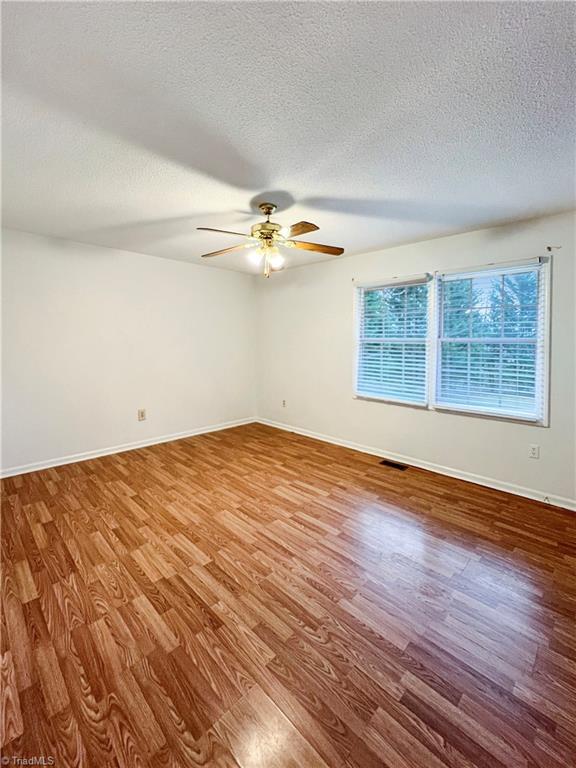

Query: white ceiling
2;2;575;274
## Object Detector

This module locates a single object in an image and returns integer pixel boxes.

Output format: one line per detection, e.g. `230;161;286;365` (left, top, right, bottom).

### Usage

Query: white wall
256;211;576;508
1;229;256;473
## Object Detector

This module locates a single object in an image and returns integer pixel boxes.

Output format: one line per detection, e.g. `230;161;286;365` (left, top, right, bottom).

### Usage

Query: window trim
353;257;551;426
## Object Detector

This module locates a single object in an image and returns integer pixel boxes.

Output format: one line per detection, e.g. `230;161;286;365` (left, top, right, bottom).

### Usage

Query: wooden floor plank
1;423;575;767
0;651;23;746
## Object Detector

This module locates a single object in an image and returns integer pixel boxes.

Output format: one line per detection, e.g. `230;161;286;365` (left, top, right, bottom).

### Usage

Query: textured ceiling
2;2;575;274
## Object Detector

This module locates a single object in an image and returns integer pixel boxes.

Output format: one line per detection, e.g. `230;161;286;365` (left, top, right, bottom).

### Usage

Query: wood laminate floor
1;423;575;767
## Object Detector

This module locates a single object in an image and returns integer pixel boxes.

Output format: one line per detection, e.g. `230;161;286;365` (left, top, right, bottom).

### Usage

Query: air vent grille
380;459;408;471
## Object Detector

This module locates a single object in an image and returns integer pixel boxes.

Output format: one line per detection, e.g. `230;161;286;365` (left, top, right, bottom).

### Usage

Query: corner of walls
246;269;261;422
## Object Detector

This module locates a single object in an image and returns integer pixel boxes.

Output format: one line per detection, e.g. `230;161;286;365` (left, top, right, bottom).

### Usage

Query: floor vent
380;459;408;471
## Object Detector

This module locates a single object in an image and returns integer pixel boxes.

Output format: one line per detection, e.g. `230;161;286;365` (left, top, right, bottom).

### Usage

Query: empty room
1;1;575;767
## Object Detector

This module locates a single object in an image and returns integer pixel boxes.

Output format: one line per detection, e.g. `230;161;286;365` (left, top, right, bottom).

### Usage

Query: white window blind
434;262;549;421
356;279;429;405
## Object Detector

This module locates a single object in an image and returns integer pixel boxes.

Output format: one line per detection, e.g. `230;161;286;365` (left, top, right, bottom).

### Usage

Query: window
435;263;549;421
356;278;430;405
355;258;550;423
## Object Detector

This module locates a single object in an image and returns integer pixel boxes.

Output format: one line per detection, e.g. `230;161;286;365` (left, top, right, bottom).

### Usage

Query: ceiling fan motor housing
251;221;281;242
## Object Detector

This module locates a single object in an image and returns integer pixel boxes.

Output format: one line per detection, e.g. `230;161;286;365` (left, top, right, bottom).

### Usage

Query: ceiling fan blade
288;221;319;238
200;244;248;258
197;227;253;238
288;240;344;256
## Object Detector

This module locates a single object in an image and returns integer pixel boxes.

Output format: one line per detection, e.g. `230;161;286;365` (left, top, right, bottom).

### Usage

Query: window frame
353;257;551;426
353;274;433;408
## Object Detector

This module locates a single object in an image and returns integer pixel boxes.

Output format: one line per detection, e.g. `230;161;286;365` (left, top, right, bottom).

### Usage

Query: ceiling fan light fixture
260;244;284;277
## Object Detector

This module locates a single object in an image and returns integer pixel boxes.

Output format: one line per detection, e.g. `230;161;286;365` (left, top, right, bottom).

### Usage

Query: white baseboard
0;417;256;478
257;418;576;512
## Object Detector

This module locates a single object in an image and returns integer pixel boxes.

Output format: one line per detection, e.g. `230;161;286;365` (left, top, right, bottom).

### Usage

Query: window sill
432;403;547;426
353;393;429;410
353;394;548;426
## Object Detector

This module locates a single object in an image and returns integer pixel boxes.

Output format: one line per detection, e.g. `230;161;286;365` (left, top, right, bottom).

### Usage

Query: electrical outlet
528;444;540;459
138;409;146;421
282;399;286;408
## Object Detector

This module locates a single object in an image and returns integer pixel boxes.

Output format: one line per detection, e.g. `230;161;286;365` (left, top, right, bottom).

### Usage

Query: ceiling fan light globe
248;249;264;266
269;253;285;270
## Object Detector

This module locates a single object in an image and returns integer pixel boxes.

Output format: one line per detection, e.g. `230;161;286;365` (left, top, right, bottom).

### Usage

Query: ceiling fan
198;202;344;277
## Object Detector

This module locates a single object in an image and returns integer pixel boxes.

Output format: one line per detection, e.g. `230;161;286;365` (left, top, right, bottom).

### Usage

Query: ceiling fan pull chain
264;251;271;278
